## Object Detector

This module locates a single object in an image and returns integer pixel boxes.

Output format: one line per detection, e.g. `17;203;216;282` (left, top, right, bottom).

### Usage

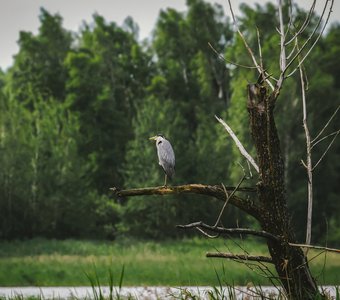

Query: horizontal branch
110;184;261;219
289;243;340;254
206;252;274;264
111;184;256;197
177;221;280;242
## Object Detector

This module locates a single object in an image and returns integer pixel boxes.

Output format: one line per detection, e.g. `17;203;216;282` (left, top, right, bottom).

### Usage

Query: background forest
0;0;339;245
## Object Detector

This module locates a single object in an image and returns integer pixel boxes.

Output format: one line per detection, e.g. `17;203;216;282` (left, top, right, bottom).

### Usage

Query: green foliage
7;8;71;102
0;92;105;238
0;1;339;242
64;14;152;193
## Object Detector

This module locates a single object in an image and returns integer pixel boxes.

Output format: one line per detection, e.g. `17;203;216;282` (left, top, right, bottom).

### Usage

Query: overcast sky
0;0;339;70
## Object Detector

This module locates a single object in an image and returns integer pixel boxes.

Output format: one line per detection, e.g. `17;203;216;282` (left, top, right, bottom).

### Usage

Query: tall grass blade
114;265;125;300
118;264;125;291
108;269;114;300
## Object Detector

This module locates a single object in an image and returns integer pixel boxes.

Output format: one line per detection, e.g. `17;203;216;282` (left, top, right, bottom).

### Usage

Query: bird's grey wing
157;140;175;177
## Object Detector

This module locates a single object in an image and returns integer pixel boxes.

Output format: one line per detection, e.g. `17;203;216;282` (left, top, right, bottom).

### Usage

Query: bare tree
112;1;338;298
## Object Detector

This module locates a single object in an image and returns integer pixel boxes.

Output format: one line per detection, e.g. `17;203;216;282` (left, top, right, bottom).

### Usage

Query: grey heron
149;134;175;186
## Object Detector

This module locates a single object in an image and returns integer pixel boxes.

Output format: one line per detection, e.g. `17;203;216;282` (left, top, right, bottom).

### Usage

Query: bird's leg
164;174;167;187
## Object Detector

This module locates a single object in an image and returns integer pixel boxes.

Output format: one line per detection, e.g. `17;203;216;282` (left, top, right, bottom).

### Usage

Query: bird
149;134;175;187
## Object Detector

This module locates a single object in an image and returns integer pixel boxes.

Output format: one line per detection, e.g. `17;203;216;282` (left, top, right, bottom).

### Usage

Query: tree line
0;0;339;244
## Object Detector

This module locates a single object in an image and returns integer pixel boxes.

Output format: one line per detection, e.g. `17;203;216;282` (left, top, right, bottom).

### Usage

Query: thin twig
285;0;334;78
215;115;259;173
289;243;340;254
226;0;275;91
214;178;245;227
214;183;230;227
208;42;256;69
313;130;340;170
177;221;281;242
225;239;280;281
284;0;316;46
312;105;340;144
283;0;294;44
318;218;329;281
286;40;298;60
312;130;340;149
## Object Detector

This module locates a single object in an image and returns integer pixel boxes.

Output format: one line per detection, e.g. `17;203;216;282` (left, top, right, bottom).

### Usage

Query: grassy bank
0;238;339;286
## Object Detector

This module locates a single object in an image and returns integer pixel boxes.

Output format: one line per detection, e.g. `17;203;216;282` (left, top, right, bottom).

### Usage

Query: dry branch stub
206;252;274;264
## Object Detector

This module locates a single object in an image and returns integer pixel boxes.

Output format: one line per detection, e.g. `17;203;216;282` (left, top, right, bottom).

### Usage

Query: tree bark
247;82;319;299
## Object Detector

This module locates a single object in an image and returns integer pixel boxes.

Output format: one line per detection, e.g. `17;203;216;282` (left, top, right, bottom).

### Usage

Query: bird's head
149;134;165;144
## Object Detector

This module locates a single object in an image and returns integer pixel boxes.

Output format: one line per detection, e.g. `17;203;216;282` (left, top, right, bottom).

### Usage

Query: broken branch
206;252;274;264
215;115;259;173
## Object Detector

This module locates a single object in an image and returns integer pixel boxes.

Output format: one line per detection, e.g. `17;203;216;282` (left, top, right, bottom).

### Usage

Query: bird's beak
149;136;157;141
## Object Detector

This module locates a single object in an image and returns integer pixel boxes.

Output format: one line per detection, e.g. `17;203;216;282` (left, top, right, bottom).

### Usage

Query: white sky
0;0;339;70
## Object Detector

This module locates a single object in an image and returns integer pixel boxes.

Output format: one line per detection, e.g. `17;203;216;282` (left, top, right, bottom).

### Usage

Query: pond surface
0;286;337;299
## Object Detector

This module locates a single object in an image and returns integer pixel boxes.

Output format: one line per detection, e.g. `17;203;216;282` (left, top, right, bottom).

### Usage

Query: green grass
0;238;339;287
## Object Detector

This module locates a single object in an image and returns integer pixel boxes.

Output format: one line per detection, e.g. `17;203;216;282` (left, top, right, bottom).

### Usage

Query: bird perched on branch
149;134;175;187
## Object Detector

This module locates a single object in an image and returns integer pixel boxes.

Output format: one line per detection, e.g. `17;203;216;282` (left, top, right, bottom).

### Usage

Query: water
0;286;337;299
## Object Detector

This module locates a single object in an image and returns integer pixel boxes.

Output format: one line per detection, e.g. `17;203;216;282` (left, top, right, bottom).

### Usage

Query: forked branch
285;0;334;78
177;221;280;242
226;0;275;91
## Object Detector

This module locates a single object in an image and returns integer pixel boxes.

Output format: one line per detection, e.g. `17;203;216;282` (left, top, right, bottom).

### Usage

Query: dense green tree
0;91;104;238
7;8;71;103
65;14;152;193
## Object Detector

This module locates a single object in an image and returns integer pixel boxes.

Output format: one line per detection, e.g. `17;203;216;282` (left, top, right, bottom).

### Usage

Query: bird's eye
157;141;162;145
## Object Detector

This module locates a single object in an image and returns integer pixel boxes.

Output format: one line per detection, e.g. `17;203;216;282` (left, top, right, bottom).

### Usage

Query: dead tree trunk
247;82;318;298
111;80;323;298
